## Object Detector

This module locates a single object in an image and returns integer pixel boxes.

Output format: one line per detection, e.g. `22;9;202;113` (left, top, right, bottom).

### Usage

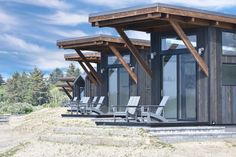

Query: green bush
0;102;33;114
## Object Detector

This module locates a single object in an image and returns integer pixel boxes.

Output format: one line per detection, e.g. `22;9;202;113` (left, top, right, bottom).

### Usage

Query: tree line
0;63;80;114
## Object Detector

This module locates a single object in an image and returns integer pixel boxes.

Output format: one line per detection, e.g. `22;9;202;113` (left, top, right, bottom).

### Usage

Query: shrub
0;102;33;114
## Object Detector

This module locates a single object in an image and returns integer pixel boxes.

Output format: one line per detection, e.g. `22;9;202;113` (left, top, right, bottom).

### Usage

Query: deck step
39;134;153;147
146;126;236;143
153;132;236;143
146;126;225;134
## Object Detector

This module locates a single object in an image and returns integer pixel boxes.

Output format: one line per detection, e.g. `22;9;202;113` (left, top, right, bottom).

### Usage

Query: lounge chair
69;97;79;112
140;96;169;122
76;97;90;114
113;96;140;122
89;96;105;115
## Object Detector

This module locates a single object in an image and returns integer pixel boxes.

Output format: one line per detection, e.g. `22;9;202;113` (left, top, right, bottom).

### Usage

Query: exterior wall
97;49;151;112
208;28;236;124
151;28;210;123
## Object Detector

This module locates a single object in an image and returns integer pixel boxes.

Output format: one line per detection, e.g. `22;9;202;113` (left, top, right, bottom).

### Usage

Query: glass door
178;54;197;120
162;55;177;119
162;53;197;121
108;67;129;112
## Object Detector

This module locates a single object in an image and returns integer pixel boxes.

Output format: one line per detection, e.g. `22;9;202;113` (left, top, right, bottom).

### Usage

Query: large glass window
161;35;197;51
222;32;236;55
108;55;130;65
222;64;236;85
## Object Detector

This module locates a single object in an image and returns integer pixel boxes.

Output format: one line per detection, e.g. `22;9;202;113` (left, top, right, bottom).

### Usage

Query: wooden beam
169;19;209;76
66;81;73;90
75;49;102;85
109;45;138;84
77;61;98;85
116;28;153;79
62;87;73;100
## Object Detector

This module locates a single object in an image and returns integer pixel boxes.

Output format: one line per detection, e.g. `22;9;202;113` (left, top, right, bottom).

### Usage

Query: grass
0;142;29;157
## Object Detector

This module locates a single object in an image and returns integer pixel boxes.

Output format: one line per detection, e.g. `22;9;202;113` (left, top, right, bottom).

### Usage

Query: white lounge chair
141;96;169;122
77;97;90;114
90;96;105;115
113;96;140;122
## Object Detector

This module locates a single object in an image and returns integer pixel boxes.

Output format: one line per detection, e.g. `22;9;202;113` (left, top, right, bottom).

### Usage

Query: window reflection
161;35;197;51
222;32;236;55
222;64;236;85
108;55;130;65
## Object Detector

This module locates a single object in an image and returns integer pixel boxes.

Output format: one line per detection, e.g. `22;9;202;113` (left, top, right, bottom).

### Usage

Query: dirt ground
0;107;236;157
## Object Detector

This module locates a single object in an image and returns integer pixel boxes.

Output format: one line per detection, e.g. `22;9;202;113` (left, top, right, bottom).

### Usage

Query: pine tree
30;67;49;106
66;63;80;77
49;68;64;84
0;74;4;85
5;72;22;102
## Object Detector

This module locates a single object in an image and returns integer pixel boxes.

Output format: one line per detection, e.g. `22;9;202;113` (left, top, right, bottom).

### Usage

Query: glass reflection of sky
162;35;197;51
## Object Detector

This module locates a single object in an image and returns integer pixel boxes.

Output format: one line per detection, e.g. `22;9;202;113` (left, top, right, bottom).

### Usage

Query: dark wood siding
221;86;236;124
207;27;222;124
134;49;152;106
220;55;236;124
196;27;209;122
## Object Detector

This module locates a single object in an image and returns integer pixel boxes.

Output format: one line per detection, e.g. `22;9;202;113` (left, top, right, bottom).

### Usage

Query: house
87;3;236;124
57;3;236;125
57;35;150;112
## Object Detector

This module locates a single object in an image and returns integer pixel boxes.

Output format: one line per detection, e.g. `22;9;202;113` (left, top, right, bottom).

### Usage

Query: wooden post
75;49;102;85
116;28;153;79
62;87;73;100
78;61;98;85
169;20;209;76
109;45;138;84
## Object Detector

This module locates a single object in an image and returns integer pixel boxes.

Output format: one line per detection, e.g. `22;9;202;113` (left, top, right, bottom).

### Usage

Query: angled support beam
62;87;73;100
78;61;98;85
169;20;209;76
66;81;73;90
75;49;102;85
116;28;153;79
109;45;138;84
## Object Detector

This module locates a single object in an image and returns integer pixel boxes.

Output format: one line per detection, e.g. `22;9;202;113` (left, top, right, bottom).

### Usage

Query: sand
0;107;236;157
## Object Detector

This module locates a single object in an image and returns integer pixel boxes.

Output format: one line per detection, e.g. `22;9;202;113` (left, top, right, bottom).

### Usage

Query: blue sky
0;0;236;80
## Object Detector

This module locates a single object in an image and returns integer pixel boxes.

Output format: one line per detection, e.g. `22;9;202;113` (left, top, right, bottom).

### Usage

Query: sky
0;0;236;80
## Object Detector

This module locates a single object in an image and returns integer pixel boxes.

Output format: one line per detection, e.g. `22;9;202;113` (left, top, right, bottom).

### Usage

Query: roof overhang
89;3;236;32
57;34;150;51
58;77;75;82
64;53;101;63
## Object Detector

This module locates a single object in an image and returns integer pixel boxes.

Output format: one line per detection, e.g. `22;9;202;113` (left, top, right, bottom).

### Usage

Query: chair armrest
141;105;165;113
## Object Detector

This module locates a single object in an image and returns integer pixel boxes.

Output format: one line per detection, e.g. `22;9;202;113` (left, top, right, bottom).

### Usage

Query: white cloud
150;0;236;9
0;9;19;32
51;29;88;38
81;0;135;8
0;34;46;53
83;0;236;9
32;51;71;70
0;9;17;25
6;0;71;10
41;11;88;26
